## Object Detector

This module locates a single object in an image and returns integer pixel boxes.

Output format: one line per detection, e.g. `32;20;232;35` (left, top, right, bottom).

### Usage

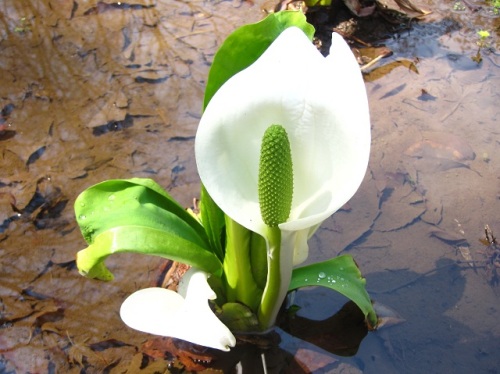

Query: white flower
120;268;236;351
195;27;370;264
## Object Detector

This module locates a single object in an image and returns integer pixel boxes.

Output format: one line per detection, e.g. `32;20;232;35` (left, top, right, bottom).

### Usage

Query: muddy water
0;0;499;373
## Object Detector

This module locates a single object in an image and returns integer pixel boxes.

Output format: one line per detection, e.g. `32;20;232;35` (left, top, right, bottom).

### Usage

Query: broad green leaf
77;226;223;281
74;178;222;280
203;11;315;109
199;184;225;261
289;255;378;327
75;178;209;248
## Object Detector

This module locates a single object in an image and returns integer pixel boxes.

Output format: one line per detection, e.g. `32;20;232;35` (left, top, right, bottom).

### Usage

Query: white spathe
195;27;371;265
120;268;236;351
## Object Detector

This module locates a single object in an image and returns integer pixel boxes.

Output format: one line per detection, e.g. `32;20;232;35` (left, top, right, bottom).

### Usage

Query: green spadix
258;124;293;227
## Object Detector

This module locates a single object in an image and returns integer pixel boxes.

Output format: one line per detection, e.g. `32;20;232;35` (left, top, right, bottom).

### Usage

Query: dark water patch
0;216;19;234
34;198;69;230
168;135;195;142
417;89;437;101
0;130;16;141
134;73;171;84
0;359;16;374
92;113;134;136
89;339;134;351
379;83;406;99
1;103;15;119
22;287;54;300
26;146;46;166
0;103;16;140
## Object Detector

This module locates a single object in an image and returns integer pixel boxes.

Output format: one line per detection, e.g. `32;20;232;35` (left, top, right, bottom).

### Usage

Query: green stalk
257;225;282;329
250;231;268;290
222;216;263;312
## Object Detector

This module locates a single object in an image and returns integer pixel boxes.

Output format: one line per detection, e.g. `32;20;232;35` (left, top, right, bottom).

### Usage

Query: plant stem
250;231;268;289
223;216;262;311
257;226;283;329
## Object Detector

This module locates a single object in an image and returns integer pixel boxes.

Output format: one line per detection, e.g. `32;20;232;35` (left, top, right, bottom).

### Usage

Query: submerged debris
478;225;500;286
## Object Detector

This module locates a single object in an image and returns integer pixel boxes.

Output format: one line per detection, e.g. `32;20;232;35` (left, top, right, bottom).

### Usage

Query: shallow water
0;0;499;372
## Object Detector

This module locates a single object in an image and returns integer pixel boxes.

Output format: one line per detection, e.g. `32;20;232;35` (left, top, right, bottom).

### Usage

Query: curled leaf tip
258;124;293;227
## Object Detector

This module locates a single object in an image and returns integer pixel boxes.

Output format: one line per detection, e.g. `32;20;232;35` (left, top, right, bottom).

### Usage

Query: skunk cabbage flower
195;27;370;264
120;268;236;351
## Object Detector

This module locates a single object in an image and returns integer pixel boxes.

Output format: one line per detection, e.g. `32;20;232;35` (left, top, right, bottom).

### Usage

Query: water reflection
1;0;499;372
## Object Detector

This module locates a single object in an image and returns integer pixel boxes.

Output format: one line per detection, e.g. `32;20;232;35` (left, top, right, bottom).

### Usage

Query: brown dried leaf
364;60;418;82
110;352;170;373
68;340;95;367
141;337;213;371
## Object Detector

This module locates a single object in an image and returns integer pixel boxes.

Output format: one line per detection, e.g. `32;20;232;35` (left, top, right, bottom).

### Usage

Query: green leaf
74;178;222;279
289;255;378;327
199;184;226;261
77;226;223;280
203;11;315;109
75;178;209;247
218;302;259;332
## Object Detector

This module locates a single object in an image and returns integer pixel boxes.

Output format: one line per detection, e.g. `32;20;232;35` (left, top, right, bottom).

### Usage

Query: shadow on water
1;0;499;372
362;258;499;373
262;257;500;373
